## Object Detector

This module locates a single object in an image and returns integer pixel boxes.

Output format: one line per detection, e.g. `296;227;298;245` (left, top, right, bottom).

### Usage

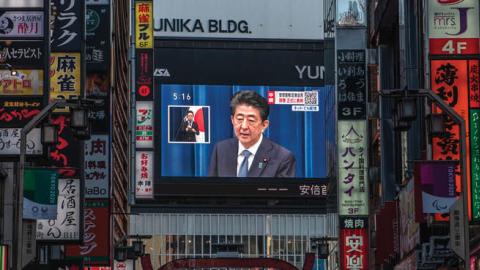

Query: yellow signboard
135;2;153;48
0;70;44;96
49;52;81;112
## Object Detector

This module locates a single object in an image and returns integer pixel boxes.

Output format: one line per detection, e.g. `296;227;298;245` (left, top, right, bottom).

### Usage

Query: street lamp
12;98;96;270
41;124;58;145
114;235;152;262
380;88;469;270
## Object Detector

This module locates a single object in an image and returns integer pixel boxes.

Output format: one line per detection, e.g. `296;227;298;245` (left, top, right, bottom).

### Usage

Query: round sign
86;9;100;33
138;85;151;97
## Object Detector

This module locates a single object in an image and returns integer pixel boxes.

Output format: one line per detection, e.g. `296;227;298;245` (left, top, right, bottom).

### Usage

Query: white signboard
3;0;43;8
0;11;44;38
153;0;324;40
85;135;110;198
428;0;479;38
136;101;154;148
0;128;42;156
338;120;368;216
136;151;154;199
36;179;81;241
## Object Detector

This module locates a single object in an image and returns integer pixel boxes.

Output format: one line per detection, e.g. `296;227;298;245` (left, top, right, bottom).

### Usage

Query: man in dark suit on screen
208;90;295;177
176;110;199;142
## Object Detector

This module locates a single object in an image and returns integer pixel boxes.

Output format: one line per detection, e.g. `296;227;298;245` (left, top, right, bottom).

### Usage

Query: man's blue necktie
237;150;251;177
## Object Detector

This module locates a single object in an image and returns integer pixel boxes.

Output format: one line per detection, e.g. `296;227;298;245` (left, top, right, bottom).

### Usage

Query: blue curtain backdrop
160;84;335;178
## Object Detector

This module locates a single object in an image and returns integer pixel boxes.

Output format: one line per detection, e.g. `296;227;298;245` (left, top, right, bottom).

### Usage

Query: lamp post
381;88;469;270
114;234;152;263
12;99;95;270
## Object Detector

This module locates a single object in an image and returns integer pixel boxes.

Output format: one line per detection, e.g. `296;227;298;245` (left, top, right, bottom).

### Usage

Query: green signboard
470;110;480;221
23;168;58;219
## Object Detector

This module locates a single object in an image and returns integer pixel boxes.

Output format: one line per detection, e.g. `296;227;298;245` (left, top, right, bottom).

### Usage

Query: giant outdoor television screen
145;45;335;198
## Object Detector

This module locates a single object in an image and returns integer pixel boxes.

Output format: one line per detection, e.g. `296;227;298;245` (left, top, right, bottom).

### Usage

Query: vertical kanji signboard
336;46;368;269
134;0;155;199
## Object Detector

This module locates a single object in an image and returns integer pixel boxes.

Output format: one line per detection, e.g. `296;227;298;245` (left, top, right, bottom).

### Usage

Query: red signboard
430;59;471;219
65;200;110;266
340;217;368;270
429;38;480;55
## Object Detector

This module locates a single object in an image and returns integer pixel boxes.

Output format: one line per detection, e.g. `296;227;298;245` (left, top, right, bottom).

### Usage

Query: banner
415;161;458;213
23;168;59;220
36;179;81;241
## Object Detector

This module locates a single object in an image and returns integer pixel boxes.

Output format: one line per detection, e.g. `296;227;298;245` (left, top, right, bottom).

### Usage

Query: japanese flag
189;106;205;143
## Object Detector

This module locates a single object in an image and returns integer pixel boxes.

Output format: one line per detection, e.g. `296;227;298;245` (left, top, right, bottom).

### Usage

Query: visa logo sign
153;68;171;77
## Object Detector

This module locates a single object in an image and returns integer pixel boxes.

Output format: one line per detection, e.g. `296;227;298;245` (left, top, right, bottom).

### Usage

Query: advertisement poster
0;70;44;96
